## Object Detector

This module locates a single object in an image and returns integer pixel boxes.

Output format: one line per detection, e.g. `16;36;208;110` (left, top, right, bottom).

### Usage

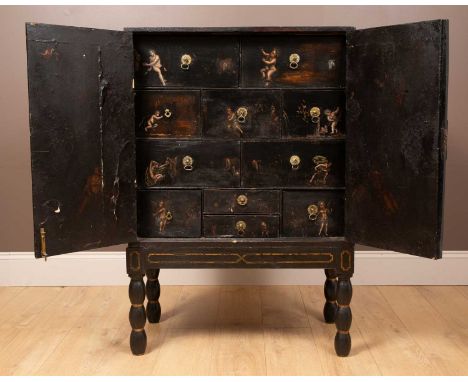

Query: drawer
137;190;201;237
202;90;282;138
203;215;279;238
242;141;345;188
135;90;200;138
203;189;280;214
137;140;240;187
282;90;345;137
134;35;239;88
241;35;345;88
282;190;344;237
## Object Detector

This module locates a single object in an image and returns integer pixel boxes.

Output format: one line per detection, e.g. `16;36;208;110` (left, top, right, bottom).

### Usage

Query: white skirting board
0;251;467;286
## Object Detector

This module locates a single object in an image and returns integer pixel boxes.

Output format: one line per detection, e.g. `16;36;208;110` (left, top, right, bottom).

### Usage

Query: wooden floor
1;285;468;375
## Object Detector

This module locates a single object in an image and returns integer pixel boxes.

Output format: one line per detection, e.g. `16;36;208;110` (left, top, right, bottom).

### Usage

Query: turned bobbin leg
323;268;338;323
146;269;161;323
334;275;352;357
129;275;147;355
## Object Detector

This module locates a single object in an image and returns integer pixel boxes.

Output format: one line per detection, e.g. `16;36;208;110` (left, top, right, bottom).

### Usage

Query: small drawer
135;90;200;138
282;90;345;137
204;215;279;238
134;35;239;88
137;140;240;188
282;190;344;237
137;190;201;238
241;35;345;88
204;189;280;214
202;90;282;138
242;141;345;188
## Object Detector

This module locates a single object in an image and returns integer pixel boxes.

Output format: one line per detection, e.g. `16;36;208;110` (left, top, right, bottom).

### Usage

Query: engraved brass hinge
40;227;47;262
132;78;135;90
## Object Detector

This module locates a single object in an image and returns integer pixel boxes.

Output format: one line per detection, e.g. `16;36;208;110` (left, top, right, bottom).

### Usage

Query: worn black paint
346;20;448;259
26;23;136;258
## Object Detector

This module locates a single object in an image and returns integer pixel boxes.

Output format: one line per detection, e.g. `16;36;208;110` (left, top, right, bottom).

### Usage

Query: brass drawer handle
236;220;246;235
289;53;300;69
310;106;321;123
180;54;192;70
182;155;194;171
290;155;301;170
307;204;318;221
164;108;172;118
236;107;248;123
236;194;248;206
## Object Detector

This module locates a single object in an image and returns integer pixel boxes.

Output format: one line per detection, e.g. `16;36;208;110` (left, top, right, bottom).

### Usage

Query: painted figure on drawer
260;48;278;85
145;110;164;133
152;200;172;233
310;156;332;185
226;106;244;136
324;107;340;135
308;201;331;236
260;221;269;237
145;158;177;186
78;166;102;216
143;49;166;86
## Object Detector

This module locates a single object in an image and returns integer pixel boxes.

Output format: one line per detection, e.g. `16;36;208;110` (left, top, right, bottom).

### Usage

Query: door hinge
132;78;135;90
40;227;47;262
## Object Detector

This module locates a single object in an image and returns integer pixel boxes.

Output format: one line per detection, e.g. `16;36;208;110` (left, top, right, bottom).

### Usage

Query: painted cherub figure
226;106;244;136
260;48;278;84
153;200;172;233
310;156;333;185
145;110;164;132
143;49;166;86
316;201;331;236
324;107;340;135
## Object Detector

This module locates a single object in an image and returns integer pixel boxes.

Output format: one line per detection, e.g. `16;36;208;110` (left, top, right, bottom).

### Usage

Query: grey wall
1;5;467;251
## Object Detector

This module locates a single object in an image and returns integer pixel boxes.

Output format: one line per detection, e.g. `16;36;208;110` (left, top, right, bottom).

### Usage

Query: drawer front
241;35;345;88
242;141;345;188
204;189;280;214
137;190;201;237
202;90;282;138
283;90;345;137
134;35;239;88
137;140;240;188
204;215;279;238
135;91;200;138
282;191;344;237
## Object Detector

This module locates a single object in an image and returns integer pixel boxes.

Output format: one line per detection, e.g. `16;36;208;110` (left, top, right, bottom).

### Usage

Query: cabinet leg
334;275;352;357
146;269;161;323
129;275;147;356
323;268;338;323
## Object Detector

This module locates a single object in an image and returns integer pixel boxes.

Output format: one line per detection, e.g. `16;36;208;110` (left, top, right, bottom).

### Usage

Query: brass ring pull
310;106;321;124
289;53;300;69
165;211;173;221
236;107;248;123
182;155;193;171
236;194;248;206
164;108;172;118
307;204;318;221
290;155;301;170
180;54;192;70
236;220;247;235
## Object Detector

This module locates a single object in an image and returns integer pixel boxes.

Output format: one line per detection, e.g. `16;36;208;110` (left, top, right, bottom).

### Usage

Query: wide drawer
137;140;240;187
242;141;345;188
204;215;279;238
282;190;344;237
203;189;280;214
137;190;201;238
241;35;345;88
282;90;345;137
133;35;239;88
135;90;200;138
202;90;282;138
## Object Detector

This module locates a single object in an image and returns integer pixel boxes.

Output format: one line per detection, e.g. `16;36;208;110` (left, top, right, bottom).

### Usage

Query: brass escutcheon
236;194;248;206
289;53;300;69
310;106;321;123
180;54;192;70
290;155;301;170
236;107;248;123
164;108;172;118
307;204;318;221
235;220;247;235
182;155;194;171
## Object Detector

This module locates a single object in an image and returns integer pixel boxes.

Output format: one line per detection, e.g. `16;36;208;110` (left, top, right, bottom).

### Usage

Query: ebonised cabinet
25;20;448;357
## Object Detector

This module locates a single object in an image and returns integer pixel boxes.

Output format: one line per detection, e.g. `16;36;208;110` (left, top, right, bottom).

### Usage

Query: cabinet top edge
125;26;355;34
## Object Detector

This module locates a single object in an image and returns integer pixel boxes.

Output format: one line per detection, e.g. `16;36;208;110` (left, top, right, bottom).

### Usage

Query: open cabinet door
26;23;136;258
345;20;448;259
